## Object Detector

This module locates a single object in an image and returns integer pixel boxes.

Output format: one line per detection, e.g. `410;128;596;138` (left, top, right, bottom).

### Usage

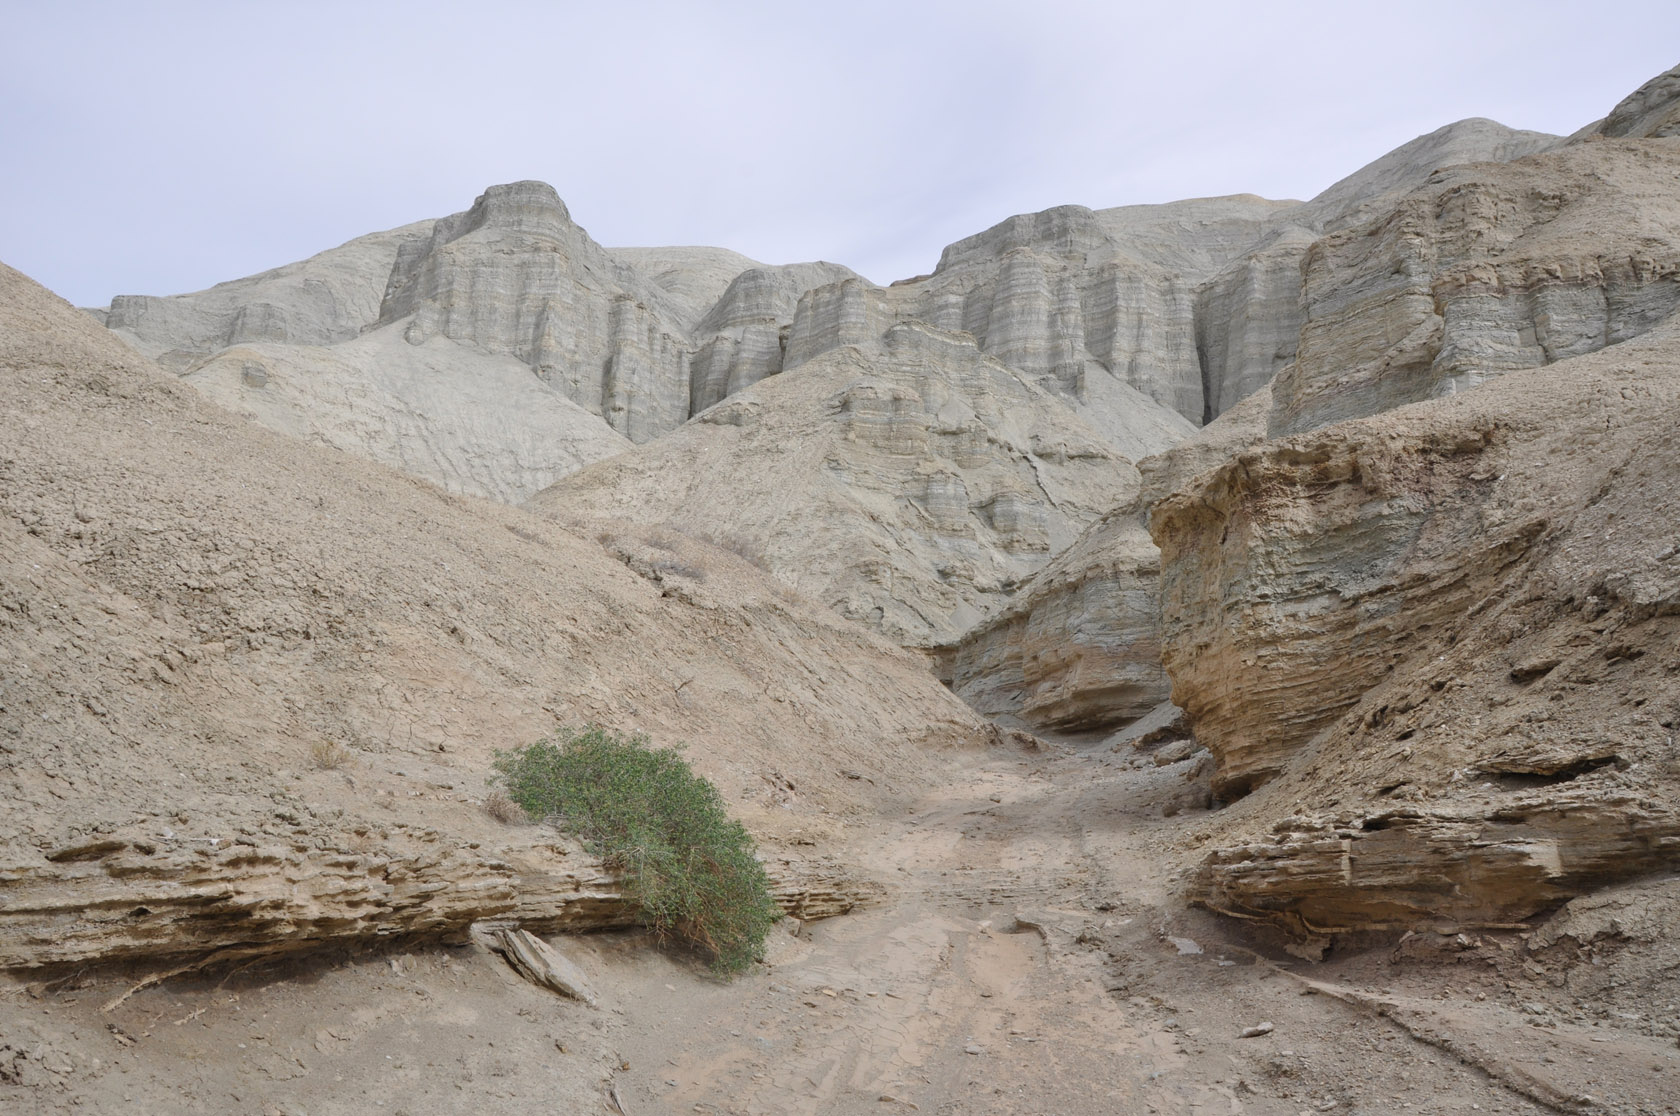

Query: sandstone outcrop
0;820;877;972
942;383;1272;732
1154;316;1680;931
0;260;985;972
532;320;1190;647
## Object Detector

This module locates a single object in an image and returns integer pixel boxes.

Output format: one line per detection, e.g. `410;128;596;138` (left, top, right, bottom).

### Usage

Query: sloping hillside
0;261;989;972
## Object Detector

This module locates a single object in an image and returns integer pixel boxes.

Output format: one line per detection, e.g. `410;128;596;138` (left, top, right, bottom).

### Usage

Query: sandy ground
5;740;1678;1116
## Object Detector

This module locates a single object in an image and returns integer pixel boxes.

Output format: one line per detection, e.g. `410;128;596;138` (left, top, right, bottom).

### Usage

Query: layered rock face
941;502;1166;731
374;182;704;442
858;198;1296;427
98;184;859;470
1153;319;1680;931
0;261;984;971
944;384;1273;732
560;140;1573;657
940;90;1674;759
94;111;1570;520
1269;139;1680;436
690;261;862;413
532;321;1191;647
1192;119;1562;424
934;122;1586;732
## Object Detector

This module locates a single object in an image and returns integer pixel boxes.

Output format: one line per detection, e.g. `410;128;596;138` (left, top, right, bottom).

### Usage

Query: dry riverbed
5;741;1678;1115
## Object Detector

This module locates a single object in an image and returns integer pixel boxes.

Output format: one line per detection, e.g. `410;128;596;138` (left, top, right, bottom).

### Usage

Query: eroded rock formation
939;101;1668;744
943;383;1273;732
531;320;1189;647
1270;139;1680;436
1156;319;1680;931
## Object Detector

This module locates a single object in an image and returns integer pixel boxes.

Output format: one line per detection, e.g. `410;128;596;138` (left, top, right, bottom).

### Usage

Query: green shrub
491;725;779;974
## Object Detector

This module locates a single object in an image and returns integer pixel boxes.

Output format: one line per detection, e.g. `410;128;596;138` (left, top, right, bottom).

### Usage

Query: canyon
3;59;1680;1116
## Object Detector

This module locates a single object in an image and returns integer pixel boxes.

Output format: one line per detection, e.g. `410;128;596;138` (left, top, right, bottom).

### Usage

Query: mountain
946;71;1680;736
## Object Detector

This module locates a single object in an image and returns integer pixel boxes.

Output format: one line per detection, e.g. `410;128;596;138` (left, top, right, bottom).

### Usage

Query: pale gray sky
3;1;1676;307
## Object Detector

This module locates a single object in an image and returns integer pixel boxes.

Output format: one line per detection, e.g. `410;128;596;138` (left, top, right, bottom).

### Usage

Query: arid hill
0;260;989;973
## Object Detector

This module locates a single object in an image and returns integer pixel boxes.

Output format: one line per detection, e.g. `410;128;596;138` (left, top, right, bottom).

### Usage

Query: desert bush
491;726;779;974
482;788;525;824
310;740;354;770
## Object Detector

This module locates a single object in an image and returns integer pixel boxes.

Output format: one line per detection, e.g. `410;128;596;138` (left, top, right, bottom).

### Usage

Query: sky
3;1;1677;307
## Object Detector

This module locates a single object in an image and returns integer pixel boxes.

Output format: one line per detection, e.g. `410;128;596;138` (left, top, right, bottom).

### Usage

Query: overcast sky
3;2;1676;307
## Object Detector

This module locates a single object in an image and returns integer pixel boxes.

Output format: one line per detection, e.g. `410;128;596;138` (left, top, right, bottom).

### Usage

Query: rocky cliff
1155;315;1680;933
94;114;1563;506
524;121;1580;652
100;183;857;450
942;383;1272;732
0;261;987;972
941;104;1670;739
1270;137;1680;437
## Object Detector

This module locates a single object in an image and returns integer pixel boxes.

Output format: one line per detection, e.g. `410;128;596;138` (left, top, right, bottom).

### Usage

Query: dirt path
599;745;1674;1116
6;743;1678;1114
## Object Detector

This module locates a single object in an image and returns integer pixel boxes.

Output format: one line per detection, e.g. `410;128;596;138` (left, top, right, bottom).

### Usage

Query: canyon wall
1157;318;1680;931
